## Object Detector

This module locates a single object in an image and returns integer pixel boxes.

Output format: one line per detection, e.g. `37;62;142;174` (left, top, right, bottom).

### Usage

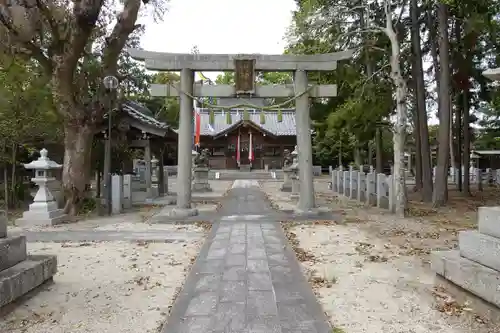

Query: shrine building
195;98;297;170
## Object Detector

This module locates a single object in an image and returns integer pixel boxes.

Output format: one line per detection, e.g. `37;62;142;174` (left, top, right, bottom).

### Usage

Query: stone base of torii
128;49;354;217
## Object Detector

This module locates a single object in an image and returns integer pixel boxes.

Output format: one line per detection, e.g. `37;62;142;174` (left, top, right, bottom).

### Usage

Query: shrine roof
198;109;296;137
121;100;168;130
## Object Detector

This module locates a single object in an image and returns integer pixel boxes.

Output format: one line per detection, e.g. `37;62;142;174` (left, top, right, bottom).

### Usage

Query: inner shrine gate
128;49;353;215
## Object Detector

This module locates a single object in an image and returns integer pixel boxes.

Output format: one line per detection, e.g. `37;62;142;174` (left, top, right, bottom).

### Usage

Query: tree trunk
62;122;94;216
411;0;432;201
463;90;471;194
384;1;407;217
456;94;463;191
449;104;456;171
411;74;423;191
375;127;383;173
433;3;452;206
10;143;17;208
354;147;362;167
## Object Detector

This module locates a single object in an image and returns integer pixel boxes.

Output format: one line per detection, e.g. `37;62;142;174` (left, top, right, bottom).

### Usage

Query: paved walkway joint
162;181;331;333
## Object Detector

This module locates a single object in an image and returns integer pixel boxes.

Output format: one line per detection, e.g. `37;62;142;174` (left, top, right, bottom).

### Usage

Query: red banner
194;109;201;146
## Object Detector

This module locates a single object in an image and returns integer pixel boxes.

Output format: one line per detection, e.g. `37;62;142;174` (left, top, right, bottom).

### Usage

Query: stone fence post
376;173;385;208
337;166;343;194
388;175;395;213
343;171;349;197
331;170;337;192
357;170;363;201
349;166;354;199
366;172;375;205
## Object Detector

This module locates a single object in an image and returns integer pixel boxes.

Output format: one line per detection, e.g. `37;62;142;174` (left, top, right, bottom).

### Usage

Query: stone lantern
16;149;67;226
280;148;294;192
192;148;212;192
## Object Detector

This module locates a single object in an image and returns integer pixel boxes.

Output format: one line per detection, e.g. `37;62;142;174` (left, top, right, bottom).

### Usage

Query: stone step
459;230;500;271
431;250;500;308
0;254;57;308
0;236;27;271
478;206;500;239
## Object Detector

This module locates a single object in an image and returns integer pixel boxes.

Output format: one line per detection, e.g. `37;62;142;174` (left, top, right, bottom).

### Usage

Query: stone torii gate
128;49;353;215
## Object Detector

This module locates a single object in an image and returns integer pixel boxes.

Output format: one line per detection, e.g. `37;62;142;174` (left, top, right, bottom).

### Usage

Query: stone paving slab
161;185;331;333
9;230;204;243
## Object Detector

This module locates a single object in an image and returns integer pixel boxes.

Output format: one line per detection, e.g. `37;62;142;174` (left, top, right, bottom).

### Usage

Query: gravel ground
261;179;500;333
0;233;205;332
288;221;500;333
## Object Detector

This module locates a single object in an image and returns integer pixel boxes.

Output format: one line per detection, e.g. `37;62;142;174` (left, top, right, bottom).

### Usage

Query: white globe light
103;76;119;90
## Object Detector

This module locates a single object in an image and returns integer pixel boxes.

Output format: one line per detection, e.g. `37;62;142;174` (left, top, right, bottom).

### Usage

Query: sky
139;0;297;80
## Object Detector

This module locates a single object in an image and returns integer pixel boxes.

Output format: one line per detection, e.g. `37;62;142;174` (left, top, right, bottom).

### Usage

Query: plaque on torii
234;57;256;95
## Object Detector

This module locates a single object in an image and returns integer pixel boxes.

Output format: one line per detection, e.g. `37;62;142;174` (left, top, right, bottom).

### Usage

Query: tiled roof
199;109;296;136
121;100;169;129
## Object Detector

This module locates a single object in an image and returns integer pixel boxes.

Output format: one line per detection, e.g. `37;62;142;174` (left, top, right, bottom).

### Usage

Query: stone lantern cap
152;155;159;164
24;149;62;170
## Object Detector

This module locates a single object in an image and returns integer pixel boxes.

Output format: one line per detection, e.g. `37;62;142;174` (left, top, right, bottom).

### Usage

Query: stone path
162;180;331;333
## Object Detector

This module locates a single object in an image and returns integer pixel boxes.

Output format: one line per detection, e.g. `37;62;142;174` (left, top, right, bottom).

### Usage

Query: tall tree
410;0;433;201
433;1;452;206
0;0;165;214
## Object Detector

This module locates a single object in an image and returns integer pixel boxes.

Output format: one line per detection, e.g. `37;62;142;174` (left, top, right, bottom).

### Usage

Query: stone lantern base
16;200;67;226
192;167;212;192
280;168;294;192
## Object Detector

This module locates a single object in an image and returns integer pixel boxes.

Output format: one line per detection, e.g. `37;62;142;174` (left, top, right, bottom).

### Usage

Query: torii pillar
128;49;353;214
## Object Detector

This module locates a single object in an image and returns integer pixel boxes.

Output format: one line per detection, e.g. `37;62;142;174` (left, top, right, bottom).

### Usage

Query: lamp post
103;75;119;216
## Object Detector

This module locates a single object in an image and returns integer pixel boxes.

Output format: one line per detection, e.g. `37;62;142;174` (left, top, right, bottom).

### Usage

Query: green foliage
226;111;232;124
260;111;266;124
79;197;97;215
209;110;215;124
243;108;250;121
277;109;283;122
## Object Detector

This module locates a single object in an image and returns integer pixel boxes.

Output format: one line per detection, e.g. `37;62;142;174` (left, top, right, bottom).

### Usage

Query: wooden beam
128;49;355;71
150;83;337;98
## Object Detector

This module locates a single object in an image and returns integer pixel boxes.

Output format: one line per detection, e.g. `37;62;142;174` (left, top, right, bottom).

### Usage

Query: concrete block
431;250;500;308
0;255;57;308
459;230;500;271
0;236;27;271
478;206;500;239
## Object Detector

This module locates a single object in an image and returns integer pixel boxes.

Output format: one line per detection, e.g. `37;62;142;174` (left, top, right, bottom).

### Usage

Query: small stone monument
192;148;212;192
111;174;123;214
16;149;68;226
290;146;300;200
0;209;57;308
151;156;159;198
122;174;132;209
280;149;294;192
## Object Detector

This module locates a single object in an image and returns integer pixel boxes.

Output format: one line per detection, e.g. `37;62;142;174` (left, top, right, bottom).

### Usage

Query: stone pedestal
192;167;212;192
151;157;159;198
290;170;300;201
0;207;57;308
16;149;67;226
280;168;293;192
111;175;123;214
431;206;500;308
123;174;132;209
